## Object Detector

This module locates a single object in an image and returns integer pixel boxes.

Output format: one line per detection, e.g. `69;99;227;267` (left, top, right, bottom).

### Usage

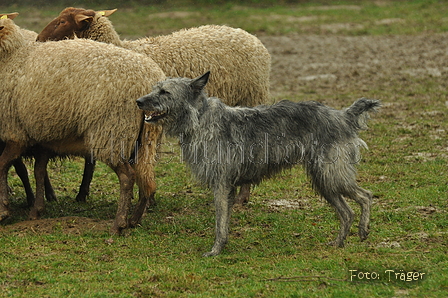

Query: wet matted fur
137;72;380;256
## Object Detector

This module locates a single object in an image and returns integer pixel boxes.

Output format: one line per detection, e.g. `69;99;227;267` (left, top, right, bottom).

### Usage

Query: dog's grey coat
137;72;380;256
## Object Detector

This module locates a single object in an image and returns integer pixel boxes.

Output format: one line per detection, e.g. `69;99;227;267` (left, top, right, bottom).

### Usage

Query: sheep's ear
97;9;117;17
74;13;94;27
191;71;210;92
1;12;19;20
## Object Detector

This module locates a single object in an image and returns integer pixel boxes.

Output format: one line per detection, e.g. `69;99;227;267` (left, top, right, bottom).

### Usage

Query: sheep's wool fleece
20;28;38;42
82;16;270;107
0;18;165;165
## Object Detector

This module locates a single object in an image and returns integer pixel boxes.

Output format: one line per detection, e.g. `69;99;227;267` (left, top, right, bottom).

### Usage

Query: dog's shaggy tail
344;97;381;130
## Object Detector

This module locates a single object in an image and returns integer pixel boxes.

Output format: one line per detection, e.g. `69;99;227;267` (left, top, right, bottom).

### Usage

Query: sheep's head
37;7;116;42
0;14;17;37
0;15;25;54
0;12;19;34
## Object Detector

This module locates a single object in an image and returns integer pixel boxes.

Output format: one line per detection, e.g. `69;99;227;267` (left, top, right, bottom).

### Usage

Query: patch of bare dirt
0;216;112;236
259;33;448;103
267;198;311;210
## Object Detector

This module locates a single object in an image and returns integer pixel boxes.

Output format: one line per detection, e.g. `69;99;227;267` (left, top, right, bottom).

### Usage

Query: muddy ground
262;33;448;102
1;31;447;235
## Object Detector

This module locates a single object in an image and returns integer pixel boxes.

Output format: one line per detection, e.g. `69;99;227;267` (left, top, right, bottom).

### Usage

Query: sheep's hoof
233;195;249;206
128;217;141;229
0;208;10;222
75;193;88;203
45;191;58;202
110;227;121;236
110;221;128;236
234;186;250;205
147;194;157;207
28;208;41;220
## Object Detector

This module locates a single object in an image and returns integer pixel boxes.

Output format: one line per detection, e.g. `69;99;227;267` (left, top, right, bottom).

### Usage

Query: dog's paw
202;250;220;257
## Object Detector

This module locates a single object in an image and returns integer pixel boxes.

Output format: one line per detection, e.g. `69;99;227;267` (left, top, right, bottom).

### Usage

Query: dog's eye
160;89;170;95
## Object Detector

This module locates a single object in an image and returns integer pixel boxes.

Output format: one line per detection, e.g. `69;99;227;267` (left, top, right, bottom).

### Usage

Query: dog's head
136;71;210;135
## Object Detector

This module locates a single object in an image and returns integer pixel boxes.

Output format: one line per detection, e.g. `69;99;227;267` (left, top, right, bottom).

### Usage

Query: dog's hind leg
347;188;373;241
203;185;236;257
325;194;354;247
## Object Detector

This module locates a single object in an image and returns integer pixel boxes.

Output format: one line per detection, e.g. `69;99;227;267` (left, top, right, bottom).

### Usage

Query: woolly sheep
0;12;38;41
1;13;92;205
0;17;166;233
0;12;40;204
2;13;115;204
38;8;270;107
38;7;272;204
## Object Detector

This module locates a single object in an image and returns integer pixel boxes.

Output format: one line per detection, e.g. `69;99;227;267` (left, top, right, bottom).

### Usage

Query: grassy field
1;1;447;297
3;0;448;37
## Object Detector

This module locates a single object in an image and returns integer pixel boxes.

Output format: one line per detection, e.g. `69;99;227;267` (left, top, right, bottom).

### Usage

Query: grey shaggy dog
136;72;380;256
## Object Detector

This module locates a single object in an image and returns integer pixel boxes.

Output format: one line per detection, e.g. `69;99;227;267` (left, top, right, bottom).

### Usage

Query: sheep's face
0;18;24;53
37;7;96;42
0;14;18;42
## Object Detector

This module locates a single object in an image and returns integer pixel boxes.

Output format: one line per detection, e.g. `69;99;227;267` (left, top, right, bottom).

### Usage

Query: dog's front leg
203;185;236;257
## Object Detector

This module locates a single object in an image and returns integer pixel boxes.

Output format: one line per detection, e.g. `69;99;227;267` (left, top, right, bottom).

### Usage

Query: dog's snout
136;97;146;108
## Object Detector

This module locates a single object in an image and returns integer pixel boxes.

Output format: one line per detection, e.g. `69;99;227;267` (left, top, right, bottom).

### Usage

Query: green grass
1;1;448;297
3;0;448;37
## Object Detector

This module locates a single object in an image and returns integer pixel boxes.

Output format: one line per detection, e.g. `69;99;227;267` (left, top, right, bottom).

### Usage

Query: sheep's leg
234;183;251;205
12;158;35;206
75;157;95;202
44;170;57;202
128;124;161;227
0;142;25;221
203;185;236;257
110;162;135;235
29;149;51;220
128;158;156;228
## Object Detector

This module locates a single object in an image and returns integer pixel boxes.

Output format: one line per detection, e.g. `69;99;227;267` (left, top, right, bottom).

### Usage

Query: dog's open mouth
144;111;167;123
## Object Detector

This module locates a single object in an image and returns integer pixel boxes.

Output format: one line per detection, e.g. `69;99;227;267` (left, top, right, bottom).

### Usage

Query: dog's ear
191;71;210;92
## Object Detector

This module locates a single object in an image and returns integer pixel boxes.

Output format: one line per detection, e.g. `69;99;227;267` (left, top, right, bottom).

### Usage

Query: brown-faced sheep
37;7;272;204
0;17;165;233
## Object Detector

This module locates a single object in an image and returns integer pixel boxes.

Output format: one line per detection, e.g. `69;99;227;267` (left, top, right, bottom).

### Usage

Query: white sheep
2;13;118;204
0;12;40;204
37;7;272;203
0;17;166;233
1;12;38;41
